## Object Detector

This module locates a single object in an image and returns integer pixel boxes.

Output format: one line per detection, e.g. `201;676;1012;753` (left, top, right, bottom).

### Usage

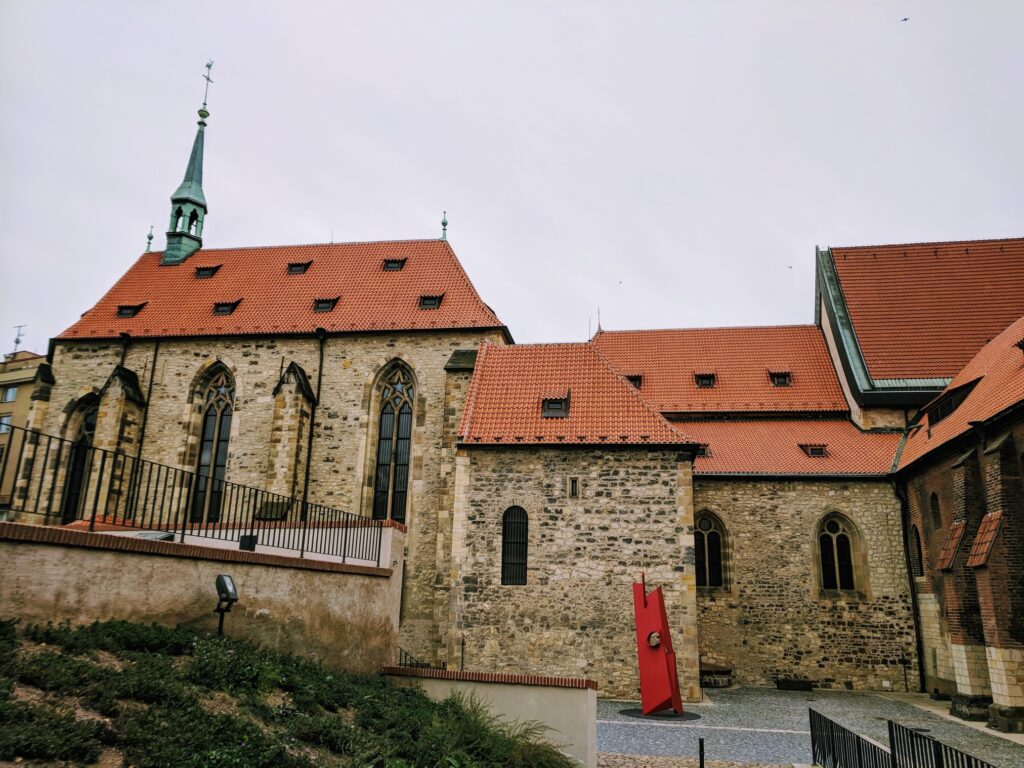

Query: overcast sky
1;1;1021;354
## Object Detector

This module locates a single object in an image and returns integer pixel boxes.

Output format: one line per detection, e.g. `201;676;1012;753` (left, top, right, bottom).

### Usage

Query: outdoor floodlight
213;574;239;635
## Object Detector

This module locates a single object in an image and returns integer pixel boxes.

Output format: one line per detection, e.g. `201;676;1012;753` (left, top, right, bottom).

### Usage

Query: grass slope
0;619;575;768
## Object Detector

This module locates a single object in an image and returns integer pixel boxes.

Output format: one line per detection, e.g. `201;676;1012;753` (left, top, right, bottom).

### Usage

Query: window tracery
372;365;414;523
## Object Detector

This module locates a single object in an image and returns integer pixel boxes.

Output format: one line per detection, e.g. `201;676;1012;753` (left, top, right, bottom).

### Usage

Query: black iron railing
397;647;447;670
810;709;996;768
0;424;384;566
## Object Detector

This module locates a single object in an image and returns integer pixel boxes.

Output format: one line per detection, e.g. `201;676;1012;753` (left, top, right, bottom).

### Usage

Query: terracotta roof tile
592;326;847;413
936;520;967;572
58;240;506;340
966;511;1002;568
683;419;901;476
898;315;1024;470
459;342;695;446
830;237;1024;380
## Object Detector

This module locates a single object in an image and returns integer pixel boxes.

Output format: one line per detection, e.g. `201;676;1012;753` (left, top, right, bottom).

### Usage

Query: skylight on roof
542;394;570;418
195;265;221;279
695;373;716;388
116;303;146;318
925;379;979;428
626;374;643;388
383;258;407;271
800;444;828;458
419;294;444;310
287;261;312;275
213;300;242;316
313;297;339;313
769;371;793;387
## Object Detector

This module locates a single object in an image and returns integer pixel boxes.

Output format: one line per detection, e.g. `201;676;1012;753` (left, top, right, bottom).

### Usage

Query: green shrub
115;653;195;706
17;650;114;695
187;636;283;694
0;698;106;763
26;620;197;656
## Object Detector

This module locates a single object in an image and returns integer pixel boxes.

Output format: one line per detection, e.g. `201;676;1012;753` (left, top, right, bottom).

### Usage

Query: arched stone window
929;493;941;530
62;396;99;524
190;366;234;523
371;364;414;523
501;506;528;585
818;514;859;592
910;524;924;577
694;510;728;589
188;209;199;235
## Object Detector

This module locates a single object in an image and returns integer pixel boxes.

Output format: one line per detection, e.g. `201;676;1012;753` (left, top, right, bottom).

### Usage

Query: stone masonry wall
449;446;700;700
694;478;919;691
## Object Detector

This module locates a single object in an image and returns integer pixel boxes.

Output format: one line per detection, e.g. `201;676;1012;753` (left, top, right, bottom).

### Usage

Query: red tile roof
830;237;1024;380
592;326;848;414
898;314;1024;470
458;342;695;446
57;240;506;340
936;520;967;572
966;512;1002;568
683;419;901;476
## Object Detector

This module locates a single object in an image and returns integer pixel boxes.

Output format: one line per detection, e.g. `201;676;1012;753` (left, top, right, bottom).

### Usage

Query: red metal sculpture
632;574;684;715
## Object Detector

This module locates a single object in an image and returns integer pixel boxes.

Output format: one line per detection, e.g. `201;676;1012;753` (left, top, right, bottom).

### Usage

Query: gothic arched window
62;398;99;524
818;514;858;592
694;511;728;588
191;367;234;523
501;506;528;585
372;365;414;523
911;524;924;577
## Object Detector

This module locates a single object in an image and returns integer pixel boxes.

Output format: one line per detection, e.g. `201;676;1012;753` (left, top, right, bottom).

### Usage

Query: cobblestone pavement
598;756;784;768
597;687;1024;767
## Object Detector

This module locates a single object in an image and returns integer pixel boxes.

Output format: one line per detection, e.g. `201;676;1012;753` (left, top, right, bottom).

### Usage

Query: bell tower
162;62;213;265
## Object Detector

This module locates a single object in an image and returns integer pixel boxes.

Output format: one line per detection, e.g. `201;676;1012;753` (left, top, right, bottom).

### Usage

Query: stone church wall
34;330;505;662
449;446;700;700
693;477;918;691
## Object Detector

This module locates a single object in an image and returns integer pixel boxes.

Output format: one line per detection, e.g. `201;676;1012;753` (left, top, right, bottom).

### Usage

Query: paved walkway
597;688;1024;767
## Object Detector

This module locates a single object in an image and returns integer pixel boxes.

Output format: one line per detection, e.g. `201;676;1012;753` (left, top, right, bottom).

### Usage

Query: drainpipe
299;329;326;554
893;476;927;693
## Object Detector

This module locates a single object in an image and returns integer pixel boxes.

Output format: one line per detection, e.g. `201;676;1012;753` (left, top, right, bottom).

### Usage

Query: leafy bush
26;620;198;656
17;650;115;695
0;698;107;763
187;636;284;694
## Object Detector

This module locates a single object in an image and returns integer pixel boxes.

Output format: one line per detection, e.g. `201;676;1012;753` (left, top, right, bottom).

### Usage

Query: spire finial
198;60;214;122
145;225;154;252
441;210;448;241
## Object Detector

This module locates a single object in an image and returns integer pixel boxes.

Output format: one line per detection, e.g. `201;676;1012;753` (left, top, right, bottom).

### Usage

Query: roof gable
459;342;695;446
58;240;506;340
592;325;847;414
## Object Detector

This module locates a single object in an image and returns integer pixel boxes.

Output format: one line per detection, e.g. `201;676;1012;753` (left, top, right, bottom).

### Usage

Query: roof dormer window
695;372;716;388
383;258;407;271
419;294;443;310
800;444;828;458
287;261;312;275
925;379;979;428
542;394;570;418
626;374;643;389
116;303;146;318
195;265;221;279
213;300;242;316
313;297;339;313
769;371;793;387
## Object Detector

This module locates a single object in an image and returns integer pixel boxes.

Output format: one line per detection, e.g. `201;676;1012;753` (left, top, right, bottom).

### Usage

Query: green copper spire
162;61;213;265
441;211;448;241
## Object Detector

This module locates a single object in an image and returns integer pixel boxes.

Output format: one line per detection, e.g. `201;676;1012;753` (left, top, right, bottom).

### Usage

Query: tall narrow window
61;400;98;524
191;367;234;523
694;511;727;588
372;365;415;523
818;515;857;592
930;493;941;530
911;525;924;577
501;506;528;585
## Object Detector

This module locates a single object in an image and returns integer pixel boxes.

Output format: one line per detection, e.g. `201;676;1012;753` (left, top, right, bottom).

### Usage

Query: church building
15;92;1024;728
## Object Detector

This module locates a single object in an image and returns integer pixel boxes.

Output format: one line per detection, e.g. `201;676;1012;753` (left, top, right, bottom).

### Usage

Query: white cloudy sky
1;1;1021;353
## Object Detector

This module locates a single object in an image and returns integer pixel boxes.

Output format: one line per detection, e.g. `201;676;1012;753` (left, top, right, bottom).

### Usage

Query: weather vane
13;324;25;354
202;60;214;106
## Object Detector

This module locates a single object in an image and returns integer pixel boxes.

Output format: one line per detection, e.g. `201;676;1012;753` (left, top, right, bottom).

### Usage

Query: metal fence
810;709;996;768
0;424;384;566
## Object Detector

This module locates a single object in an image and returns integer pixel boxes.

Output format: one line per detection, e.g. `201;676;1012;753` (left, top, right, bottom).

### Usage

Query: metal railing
810;709;996;768
0;424;384;566
397;647;447;670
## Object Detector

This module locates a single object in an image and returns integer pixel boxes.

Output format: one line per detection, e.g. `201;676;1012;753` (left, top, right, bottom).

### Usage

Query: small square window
287;261;312;275
626;374;643;388
769;371;792;387
213;300;242;316
695;373;716;388
313;297;339;313
2;386;16;403
800;444;828;458
195;265;221;279
695;444;710;458
383;258;407;271
0;415;11;434
569;477;579;498
542;397;569;418
116;303;146;318
419;294;443;310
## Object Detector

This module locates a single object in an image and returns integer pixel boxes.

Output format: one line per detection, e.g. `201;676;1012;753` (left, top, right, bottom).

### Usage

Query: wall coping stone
0;522;393;578
382;666;598;690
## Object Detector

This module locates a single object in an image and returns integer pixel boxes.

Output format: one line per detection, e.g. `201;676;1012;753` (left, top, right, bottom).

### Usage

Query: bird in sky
901;17;910;22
